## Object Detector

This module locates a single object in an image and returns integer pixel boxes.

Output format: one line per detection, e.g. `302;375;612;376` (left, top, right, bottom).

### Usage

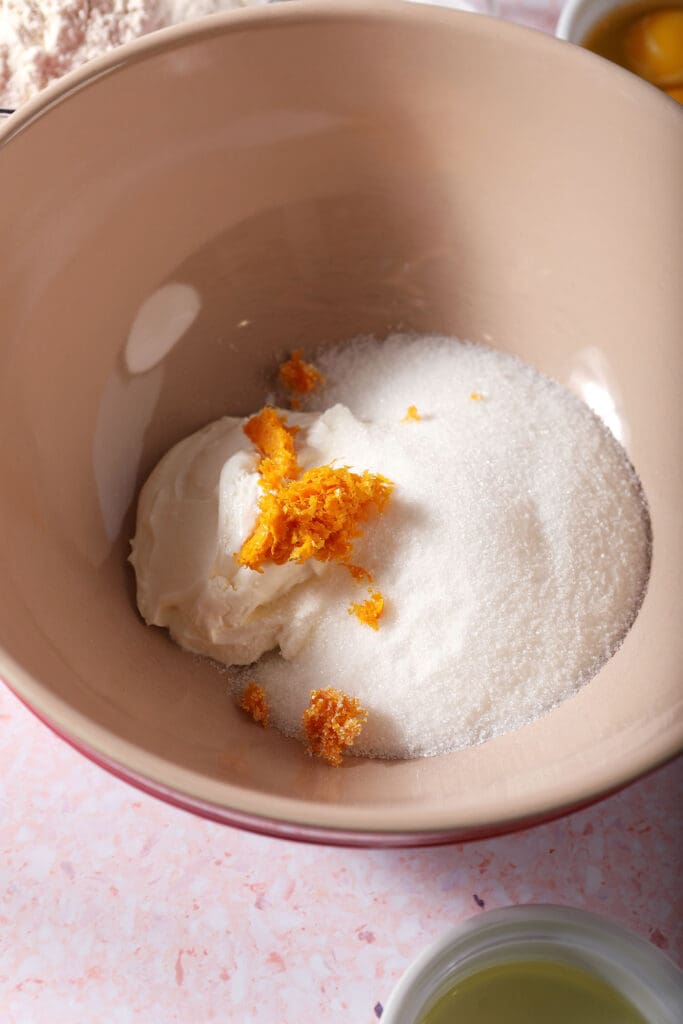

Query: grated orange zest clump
279;349;324;395
243;407;300;491
470;391;484;401
349;589;384;630
239;681;269;728
238;464;393;571
302;687;367;766
402;405;421;422
347;564;373;584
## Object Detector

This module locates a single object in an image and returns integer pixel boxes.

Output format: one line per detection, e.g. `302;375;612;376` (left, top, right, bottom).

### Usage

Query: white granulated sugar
0;1;267;109
244;335;651;759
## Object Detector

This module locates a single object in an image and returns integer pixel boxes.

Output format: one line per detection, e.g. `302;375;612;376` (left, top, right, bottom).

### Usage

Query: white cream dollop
129;406;358;665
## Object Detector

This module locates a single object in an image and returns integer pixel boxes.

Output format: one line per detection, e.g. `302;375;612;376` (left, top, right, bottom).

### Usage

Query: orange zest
347;564;373;584
243;407;300;490
238;465;393;570
279;349;324;396
237;410;393;572
239;681;269;728
348;589;384;631
402;404;421;422
302;687;367;766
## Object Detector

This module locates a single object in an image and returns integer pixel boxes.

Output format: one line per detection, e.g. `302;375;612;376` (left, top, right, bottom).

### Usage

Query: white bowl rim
556;0;632;43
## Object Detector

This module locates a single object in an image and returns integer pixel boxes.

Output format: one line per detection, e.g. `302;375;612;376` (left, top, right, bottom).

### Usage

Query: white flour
0;1;268;109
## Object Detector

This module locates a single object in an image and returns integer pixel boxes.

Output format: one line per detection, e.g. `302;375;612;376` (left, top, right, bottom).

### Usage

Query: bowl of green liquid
382;906;682;1024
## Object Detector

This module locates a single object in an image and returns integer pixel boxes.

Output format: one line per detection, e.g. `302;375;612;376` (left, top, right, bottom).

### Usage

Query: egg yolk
666;84;683;101
625;9;683;86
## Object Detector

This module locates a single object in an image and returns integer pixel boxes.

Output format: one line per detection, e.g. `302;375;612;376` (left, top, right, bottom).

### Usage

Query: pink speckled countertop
1;4;682;1022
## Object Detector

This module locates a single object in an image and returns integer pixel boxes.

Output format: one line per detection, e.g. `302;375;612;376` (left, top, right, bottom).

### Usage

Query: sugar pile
0;1;267;110
244;334;650;758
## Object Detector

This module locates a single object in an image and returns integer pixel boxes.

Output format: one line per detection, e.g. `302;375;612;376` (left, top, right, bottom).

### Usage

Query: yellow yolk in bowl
625;9;683;85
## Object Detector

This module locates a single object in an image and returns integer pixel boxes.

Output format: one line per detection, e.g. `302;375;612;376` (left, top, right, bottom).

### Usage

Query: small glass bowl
381;905;683;1024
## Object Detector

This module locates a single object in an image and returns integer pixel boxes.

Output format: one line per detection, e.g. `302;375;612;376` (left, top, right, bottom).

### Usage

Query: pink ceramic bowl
0;1;681;846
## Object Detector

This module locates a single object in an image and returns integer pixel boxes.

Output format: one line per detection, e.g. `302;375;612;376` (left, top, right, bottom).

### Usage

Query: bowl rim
1;0;681;844
0;0;675;148
9;675;678;847
556;0;625;44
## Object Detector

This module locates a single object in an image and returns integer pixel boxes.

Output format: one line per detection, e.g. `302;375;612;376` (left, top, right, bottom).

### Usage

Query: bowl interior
0;1;681;839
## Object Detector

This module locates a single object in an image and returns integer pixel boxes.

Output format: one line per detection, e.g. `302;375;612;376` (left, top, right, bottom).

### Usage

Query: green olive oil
418;960;648;1024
